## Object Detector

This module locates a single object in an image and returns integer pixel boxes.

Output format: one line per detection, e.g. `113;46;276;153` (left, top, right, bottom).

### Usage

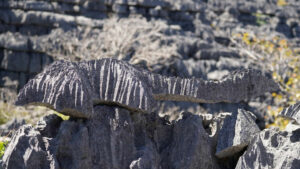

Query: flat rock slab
216;109;260;158
235;124;300;169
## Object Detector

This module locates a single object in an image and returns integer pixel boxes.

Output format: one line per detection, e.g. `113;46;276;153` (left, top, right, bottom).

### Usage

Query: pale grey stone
0;9;103;28
0;71;19;89
1;125;58;169
0;118;25;137
235;124;300;169
216;109;260;158
16;58;278;118
0;33;29;51
112;4;128;14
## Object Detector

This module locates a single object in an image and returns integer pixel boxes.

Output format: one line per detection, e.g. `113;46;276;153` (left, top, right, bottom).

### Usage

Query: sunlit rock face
16;58;278;118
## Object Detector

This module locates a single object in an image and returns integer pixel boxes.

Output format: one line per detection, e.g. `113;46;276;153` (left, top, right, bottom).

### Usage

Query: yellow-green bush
232;33;300;129
0;141;8;158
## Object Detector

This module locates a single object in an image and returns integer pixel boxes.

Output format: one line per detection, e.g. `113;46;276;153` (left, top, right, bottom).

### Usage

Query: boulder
235;124;300;169
216;109;260;158
1;124;58;169
1;107;222;169
161;112;220;169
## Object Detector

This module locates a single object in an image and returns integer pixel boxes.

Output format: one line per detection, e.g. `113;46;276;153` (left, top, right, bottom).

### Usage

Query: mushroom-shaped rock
16;58;279;118
278;102;300;124
16;60;94;118
215;109;260;159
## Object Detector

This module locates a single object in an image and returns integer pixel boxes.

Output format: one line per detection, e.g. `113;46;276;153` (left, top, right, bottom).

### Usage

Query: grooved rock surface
1;124;58;169
279;102;300;124
216;109;260;158
235;124;300;169
1;0;299;103
16;58;278;118
1;109;221;169
161;112;220;169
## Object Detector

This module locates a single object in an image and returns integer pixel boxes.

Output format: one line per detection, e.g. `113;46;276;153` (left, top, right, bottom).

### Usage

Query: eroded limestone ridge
16;58;279;118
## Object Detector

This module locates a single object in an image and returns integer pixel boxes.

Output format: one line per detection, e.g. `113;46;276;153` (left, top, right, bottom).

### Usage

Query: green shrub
232;33;300;129
0;141;8;159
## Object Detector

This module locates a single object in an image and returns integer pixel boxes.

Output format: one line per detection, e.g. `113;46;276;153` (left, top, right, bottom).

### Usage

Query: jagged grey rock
16;58;278;118
235;124;300;169
216;109;260;158
1;124;58;169
161;112;220;169
278;102;300;124
2;105;222;169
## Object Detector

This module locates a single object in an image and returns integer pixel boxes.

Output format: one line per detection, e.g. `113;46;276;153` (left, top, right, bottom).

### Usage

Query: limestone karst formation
3;58;296;169
16;59;278;118
1;0;300;169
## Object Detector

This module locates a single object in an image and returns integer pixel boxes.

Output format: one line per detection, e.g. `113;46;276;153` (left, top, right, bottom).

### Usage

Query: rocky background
0;0;299;169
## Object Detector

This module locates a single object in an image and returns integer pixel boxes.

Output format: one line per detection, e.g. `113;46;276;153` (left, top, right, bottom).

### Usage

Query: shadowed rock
16;58;278;118
161;112;220;169
278;102;300;124
1;124;59;169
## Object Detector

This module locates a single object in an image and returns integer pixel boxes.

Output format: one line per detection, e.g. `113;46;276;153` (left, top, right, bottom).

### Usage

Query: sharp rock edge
16;58;279;118
278;102;300;124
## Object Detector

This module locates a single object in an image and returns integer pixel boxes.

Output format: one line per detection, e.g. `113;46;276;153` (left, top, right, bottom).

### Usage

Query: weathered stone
18;72;27;90
0;9;103;28
0;32;29;51
16;58;278;118
29;53;42;73
82;1;107;12
86;106;137;169
0;118;25;137
41;54;53;69
0;71;19;88
235;124;300;169
278;102;300;124
54;120;92;169
112;4;128;14
161;112;220;169
19;25;49;36
1;50;29;72
36;114;62;138
216;109;260;158
1;125;57;169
